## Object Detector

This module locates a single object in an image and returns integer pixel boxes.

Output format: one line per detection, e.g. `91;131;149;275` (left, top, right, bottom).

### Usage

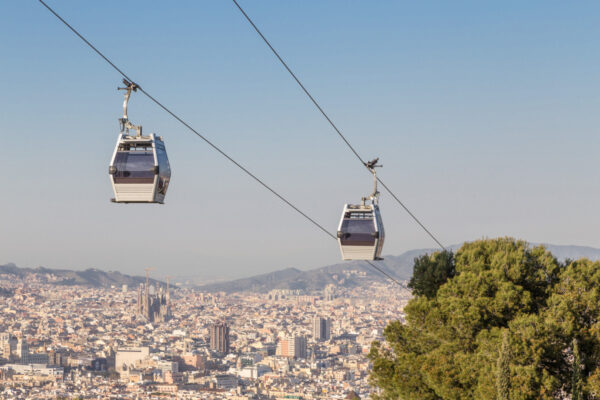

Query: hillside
198;243;600;293
0;263;164;288
1;243;598;293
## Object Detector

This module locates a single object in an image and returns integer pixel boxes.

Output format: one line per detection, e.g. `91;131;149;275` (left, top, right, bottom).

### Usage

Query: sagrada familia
137;275;171;323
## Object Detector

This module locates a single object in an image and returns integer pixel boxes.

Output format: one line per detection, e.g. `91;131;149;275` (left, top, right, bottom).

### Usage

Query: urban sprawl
0;270;410;399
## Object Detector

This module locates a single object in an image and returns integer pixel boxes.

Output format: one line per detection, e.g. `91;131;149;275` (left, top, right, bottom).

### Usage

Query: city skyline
0;267;405;398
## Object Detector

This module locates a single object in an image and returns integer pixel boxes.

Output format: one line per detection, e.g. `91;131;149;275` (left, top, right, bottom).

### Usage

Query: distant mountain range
0;263;164;289
197;243;600;293
1;243;598;293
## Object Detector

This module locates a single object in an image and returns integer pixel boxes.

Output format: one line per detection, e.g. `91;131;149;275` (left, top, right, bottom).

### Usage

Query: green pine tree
368;239;600;398
497;329;510;400
408;250;455;298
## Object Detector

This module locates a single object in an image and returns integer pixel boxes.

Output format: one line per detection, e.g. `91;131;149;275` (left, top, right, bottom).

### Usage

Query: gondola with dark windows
337;158;385;260
108;80;171;203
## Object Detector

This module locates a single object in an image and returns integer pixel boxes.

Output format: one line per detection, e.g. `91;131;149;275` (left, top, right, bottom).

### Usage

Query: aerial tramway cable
37;0;402;287
231;0;447;251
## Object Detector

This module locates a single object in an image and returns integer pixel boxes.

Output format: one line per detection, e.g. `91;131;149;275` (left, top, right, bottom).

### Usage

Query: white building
1;364;63;377
115;347;149;372
236;365;272;379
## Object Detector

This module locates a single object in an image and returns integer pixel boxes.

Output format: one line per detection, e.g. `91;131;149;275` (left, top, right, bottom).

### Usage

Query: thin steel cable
365;260;403;287
38;0;403;287
37;0;330;237
232;0;446;251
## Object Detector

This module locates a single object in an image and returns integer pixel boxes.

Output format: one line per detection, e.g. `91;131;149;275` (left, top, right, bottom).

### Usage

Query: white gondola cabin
337;158;385;261
108;79;171;204
109;133;171;203
337;203;384;260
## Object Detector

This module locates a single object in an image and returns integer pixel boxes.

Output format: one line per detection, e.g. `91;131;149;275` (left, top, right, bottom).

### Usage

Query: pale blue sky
1;1;599;280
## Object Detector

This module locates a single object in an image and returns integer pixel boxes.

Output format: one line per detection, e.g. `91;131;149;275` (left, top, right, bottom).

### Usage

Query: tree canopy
408;249;455;298
369;238;600;399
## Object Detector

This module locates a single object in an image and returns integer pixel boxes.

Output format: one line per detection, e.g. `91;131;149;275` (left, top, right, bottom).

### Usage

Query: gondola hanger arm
117;79;142;137
363;158;382;205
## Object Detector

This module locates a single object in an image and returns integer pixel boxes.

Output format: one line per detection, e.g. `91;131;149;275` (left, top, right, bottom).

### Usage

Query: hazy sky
1;1;599;280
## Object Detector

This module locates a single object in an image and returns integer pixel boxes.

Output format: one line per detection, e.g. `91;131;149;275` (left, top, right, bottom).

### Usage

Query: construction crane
144;267;155;290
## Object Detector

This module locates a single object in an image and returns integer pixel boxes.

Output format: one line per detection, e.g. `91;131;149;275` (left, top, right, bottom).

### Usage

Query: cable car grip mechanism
117;79;143;137
362;158;382;206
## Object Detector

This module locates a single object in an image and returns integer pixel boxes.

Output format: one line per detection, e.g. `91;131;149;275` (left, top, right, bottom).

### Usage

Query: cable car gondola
337;159;385;260
108;80;171;204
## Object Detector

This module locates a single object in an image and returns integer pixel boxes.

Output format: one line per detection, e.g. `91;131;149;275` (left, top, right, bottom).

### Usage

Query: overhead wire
37;0;403;288
231;0;446;251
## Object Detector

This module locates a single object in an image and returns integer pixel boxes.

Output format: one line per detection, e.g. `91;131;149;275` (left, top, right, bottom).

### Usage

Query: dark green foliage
408;250;455;298
369;238;600;399
496;329;510;400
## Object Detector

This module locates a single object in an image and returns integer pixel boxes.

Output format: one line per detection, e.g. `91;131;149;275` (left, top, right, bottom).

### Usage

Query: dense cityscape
0;269;411;399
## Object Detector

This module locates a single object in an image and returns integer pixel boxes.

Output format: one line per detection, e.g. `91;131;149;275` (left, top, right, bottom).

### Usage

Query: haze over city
2;1;599;280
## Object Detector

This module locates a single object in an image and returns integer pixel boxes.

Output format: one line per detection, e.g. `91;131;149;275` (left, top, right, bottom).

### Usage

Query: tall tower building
15;338;28;363
136;273;171;323
277;335;307;359
323;284;336;301
0;333;16;360
210;322;230;355
312;317;331;341
292;335;307;359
